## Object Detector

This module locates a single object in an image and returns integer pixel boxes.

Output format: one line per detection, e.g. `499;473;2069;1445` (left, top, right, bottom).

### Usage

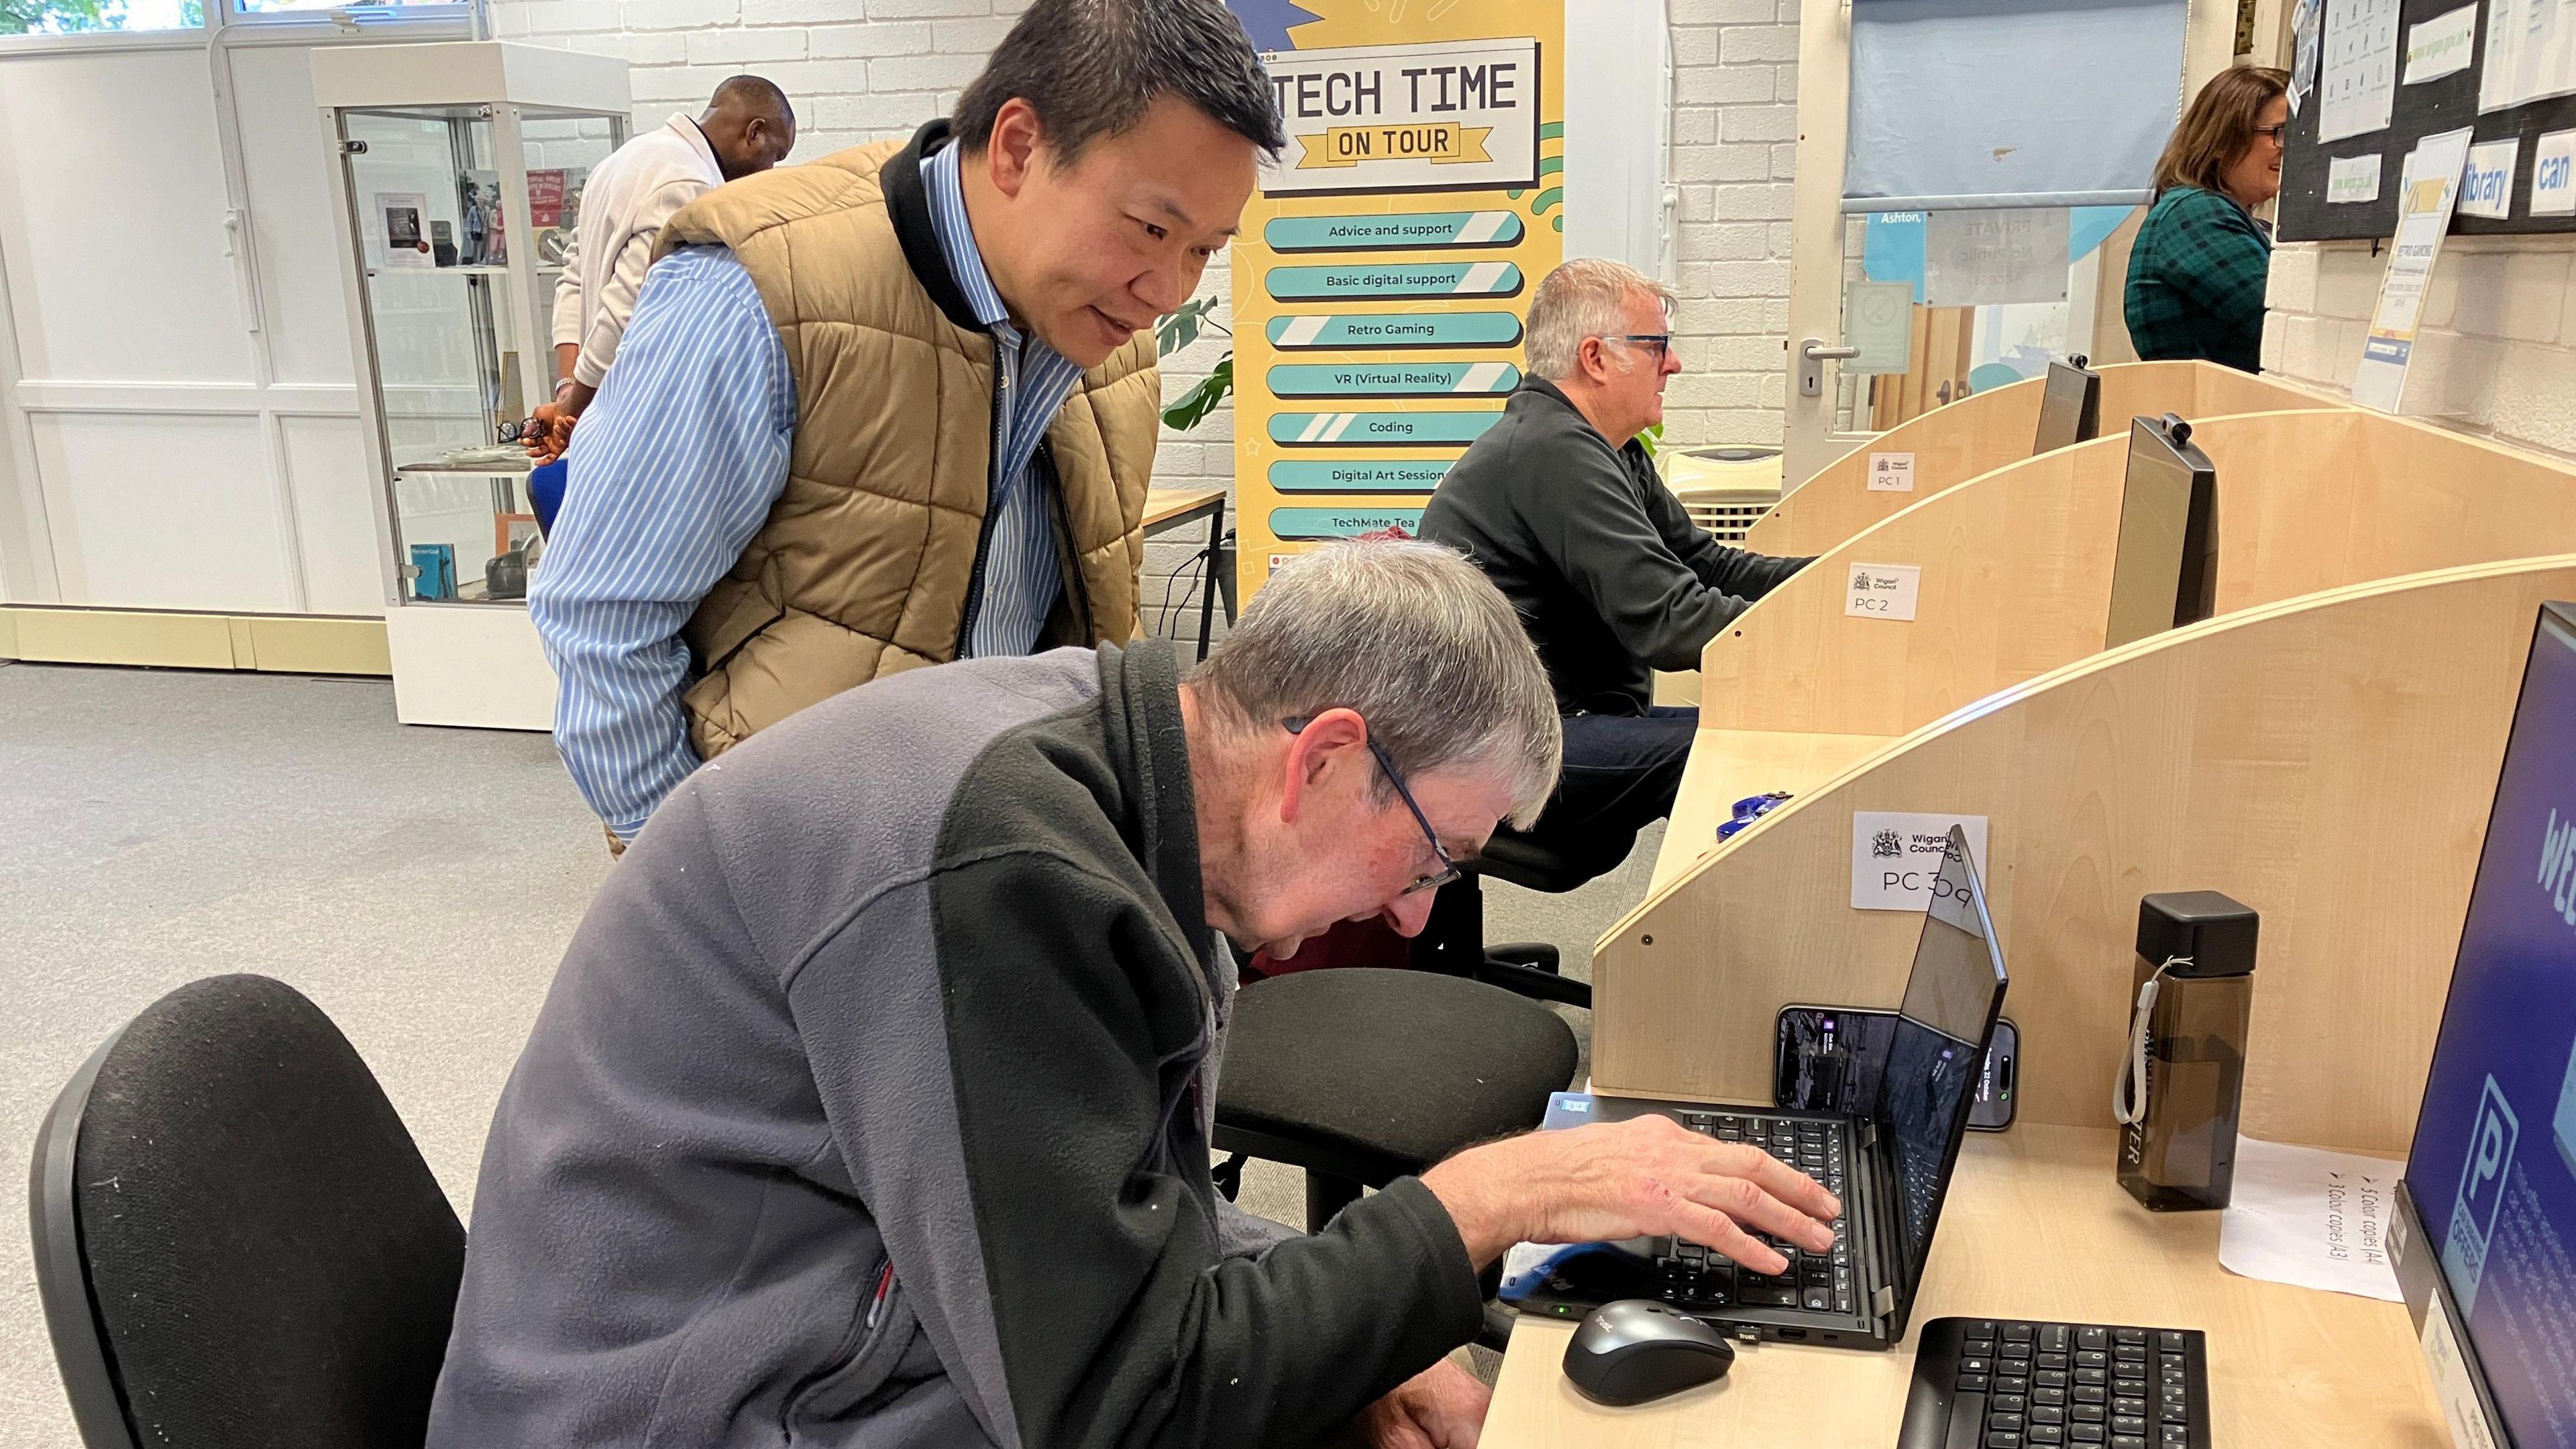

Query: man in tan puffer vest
528;0;1280;849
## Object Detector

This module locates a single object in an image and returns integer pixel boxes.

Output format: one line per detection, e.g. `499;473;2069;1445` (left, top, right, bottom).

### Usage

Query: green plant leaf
1157;297;1220;358
1637;421;1664;460
1161;355;1233;432
2;0;111;32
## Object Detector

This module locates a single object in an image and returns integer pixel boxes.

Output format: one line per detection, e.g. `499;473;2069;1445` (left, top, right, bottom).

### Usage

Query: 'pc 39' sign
1849;811;1991;912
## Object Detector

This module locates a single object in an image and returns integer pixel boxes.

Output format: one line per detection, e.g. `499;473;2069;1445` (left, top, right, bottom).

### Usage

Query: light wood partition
1746;362;2328;559
1702;407;2576;740
1595;557;2576;1159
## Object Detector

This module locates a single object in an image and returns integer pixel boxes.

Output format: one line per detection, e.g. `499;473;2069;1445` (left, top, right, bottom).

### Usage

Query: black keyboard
1900;1317;2212;1448
1652;1110;1854;1315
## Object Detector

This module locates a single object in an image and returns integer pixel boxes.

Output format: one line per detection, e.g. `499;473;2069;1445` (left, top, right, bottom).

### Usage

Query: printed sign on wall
1228;0;1565;603
1265;38;1541;195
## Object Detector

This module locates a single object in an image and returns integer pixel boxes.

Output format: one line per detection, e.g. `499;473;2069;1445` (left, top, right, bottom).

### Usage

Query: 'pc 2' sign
1850;811;1992;912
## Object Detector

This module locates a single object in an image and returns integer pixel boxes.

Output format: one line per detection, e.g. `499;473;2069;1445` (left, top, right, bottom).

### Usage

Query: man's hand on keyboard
1420;1114;1841;1274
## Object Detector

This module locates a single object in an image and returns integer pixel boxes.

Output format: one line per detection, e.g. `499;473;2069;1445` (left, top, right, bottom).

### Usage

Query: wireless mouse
1561;1298;1737;1406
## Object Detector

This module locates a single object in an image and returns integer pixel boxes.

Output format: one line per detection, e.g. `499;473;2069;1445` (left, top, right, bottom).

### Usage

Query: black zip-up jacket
428;642;1485;1448
1420;376;1813;714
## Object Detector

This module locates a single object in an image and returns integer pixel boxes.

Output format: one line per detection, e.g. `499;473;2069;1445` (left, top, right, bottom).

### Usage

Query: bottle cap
2136;891;2258;978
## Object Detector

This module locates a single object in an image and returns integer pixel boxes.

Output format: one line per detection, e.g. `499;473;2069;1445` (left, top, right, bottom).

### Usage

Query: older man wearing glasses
1421;256;1813;883
432;539;1843;1449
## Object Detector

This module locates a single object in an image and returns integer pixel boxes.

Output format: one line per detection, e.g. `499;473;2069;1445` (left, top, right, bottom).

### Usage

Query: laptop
1502;825;2008;1350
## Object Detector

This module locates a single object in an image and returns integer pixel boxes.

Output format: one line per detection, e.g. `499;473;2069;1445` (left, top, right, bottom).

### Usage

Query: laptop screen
2403;604;2576;1447
1874;828;2009;1293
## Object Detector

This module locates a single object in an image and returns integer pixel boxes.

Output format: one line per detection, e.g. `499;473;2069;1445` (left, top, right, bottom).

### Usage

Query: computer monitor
2104;413;2220;649
2389;601;2576;1449
2033;356;2102;455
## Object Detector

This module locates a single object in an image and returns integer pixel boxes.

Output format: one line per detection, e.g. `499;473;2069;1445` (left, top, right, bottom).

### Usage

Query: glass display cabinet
313;41;628;729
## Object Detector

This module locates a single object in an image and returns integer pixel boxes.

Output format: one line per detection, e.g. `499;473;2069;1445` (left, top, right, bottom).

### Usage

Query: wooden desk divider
1703;407;2576;741
1743;362;2329;559
1593;557;2576;1159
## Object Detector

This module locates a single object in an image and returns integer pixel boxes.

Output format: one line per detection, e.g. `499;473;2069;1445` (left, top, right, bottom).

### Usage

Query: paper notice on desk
2216;1136;2405;1301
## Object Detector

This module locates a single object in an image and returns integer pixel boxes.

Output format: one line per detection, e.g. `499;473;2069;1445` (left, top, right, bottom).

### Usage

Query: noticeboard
2279;0;2576;239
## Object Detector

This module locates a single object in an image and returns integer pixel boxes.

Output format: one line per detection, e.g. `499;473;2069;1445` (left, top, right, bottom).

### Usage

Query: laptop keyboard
1903;1318;2212;1448
1651;1111;1854;1315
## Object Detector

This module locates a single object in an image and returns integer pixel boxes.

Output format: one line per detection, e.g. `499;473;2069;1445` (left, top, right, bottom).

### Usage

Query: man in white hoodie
529;75;796;460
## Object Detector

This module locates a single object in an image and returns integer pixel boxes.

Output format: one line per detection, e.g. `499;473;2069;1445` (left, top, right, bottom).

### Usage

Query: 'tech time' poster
1224;0;1565;604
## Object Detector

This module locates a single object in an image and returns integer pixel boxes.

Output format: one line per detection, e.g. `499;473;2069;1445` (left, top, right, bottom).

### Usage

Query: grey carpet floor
0;659;1660;1448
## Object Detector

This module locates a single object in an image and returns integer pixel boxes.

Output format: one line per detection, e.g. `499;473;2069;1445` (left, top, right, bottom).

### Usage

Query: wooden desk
1652;729;1896;892
1142;486;1226;531
1140;487;1227;661
1483;1125;2446;1446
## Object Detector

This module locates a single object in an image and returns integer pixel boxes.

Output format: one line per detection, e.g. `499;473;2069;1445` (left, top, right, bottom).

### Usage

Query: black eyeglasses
2252;123;2288;144
1605;333;1674;362
1283;716;1460;896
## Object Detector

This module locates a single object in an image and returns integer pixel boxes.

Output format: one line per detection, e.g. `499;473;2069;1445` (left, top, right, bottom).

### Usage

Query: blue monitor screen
2406;606;2576;1448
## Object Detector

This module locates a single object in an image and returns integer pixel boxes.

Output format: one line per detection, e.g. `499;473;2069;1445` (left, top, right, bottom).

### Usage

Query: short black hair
953;0;1285;164
707;74;795;129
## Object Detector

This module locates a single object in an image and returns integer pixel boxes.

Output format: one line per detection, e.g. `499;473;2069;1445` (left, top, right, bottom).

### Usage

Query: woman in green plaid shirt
2125;66;2292;373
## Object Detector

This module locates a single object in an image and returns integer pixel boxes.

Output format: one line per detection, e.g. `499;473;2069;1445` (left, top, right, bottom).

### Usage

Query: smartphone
1774;1004;2018;1131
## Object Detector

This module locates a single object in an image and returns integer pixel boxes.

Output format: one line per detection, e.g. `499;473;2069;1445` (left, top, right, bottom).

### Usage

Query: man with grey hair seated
1422;258;1814;881
428;539;1842;1449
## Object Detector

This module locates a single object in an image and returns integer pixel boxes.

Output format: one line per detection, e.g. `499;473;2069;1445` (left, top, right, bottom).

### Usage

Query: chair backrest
1474;827;1613;894
28;975;466;1449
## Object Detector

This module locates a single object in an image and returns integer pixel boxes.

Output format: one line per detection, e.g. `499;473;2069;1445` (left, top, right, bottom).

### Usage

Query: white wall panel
280;413;384;614
230;45;360;389
0;50;254;386
34;411;290;610
1564;0;1670;278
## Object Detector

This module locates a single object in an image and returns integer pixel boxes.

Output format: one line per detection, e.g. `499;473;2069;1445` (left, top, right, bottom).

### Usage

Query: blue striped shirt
531;145;1082;839
920;142;1082;657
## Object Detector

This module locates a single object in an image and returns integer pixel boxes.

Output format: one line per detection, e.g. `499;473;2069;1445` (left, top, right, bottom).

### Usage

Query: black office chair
29;975;467;1449
1210;824;1621;1236
1214;968;1579;1233
1409;826;1623;1010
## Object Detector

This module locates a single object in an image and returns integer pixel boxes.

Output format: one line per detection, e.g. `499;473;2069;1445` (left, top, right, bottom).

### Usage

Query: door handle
1796;338;1861;397
222;209;262;337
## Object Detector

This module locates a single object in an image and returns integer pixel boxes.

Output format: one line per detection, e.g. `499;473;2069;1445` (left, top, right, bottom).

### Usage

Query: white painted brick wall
2263;236;2576;462
1665;0;1803;448
494;0;1805;623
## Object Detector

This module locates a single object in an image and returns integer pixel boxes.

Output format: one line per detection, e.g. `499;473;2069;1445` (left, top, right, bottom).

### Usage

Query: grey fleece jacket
426;641;1485;1448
